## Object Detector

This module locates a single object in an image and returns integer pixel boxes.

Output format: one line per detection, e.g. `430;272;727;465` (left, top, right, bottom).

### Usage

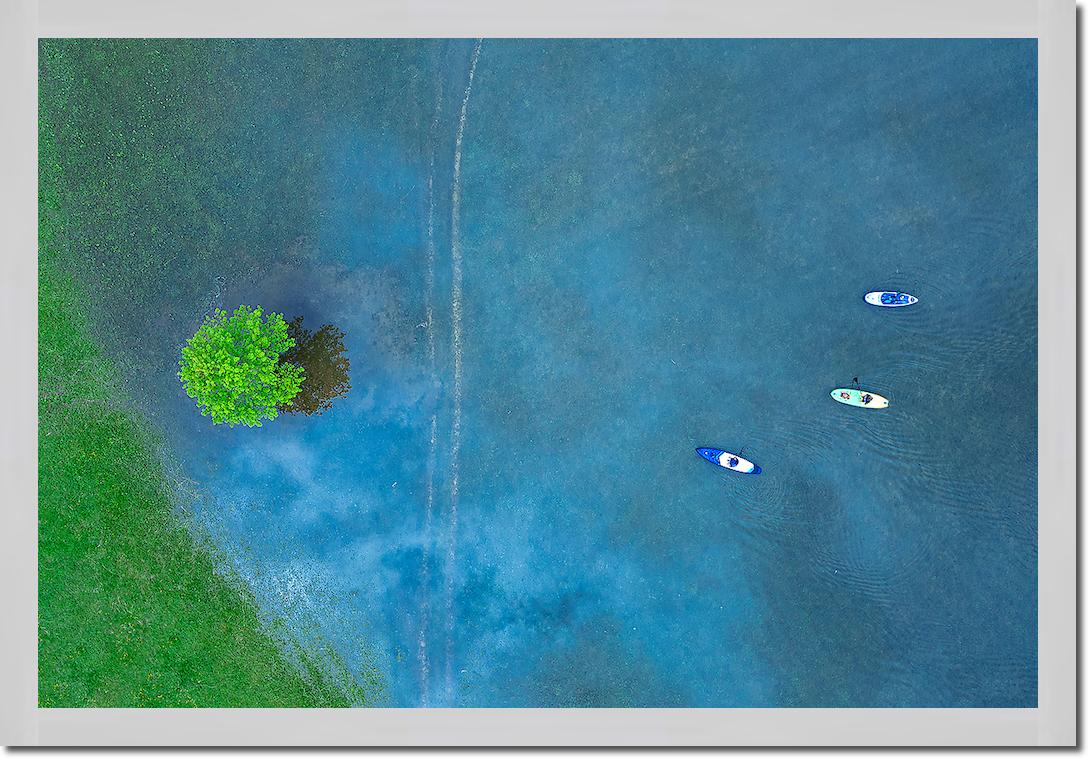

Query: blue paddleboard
697;447;761;475
864;290;918;307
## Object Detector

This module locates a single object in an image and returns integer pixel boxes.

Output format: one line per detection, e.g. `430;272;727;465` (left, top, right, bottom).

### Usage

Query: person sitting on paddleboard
861;393;873;404
728;456;739;467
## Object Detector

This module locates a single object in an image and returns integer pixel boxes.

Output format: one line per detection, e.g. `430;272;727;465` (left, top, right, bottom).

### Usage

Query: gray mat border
0;0;1074;746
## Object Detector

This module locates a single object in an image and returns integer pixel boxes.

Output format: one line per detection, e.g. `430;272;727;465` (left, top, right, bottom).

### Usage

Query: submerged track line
417;66;444;708
444;38;481;704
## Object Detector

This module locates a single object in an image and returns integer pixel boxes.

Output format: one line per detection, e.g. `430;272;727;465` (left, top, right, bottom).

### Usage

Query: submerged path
444;38;482;705
417;62;444;708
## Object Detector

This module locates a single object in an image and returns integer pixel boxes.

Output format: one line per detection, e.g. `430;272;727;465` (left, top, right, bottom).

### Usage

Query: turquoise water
58;39;1037;706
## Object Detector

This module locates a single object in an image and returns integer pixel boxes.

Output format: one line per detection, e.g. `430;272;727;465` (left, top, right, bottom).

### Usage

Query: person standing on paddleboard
851;377;873;405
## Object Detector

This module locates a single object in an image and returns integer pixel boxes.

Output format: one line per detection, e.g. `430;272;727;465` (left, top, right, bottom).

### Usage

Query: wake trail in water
417;68;444;708
445;38;482;705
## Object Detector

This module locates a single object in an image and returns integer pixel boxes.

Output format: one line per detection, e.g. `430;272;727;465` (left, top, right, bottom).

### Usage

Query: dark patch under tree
279;316;351;416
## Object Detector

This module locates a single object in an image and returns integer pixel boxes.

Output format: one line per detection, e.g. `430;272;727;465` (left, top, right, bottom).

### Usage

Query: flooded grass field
39;38;1037;707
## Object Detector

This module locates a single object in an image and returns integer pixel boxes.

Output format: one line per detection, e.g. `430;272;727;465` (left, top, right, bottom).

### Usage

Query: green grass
38;261;369;707
38;40;374;708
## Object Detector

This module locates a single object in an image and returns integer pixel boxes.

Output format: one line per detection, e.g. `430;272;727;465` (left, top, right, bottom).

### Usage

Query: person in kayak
728;456;740;467
861;393;873;404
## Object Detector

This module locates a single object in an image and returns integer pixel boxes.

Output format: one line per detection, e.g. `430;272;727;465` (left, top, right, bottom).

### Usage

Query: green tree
179;305;304;427
279;316;351;416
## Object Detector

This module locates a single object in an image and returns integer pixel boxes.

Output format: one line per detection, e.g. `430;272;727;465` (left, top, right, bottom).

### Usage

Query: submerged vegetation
38;263;364;707
39;40;374;706
179;305;304;427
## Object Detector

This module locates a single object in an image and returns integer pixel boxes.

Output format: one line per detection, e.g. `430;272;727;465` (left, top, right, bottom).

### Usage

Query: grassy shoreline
38;261;368;707
38;42;369;708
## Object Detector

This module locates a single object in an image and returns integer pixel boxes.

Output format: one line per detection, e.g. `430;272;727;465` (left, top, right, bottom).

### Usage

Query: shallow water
70;39;1036;706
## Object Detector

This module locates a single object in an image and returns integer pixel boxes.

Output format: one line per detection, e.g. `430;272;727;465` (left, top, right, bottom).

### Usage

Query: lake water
71;39;1037;706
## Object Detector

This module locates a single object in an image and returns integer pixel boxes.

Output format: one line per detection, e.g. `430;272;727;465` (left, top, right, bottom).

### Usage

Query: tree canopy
178;305;304;427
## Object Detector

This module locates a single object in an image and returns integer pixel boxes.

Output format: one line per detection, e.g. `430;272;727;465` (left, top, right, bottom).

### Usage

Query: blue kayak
696;447;761;475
